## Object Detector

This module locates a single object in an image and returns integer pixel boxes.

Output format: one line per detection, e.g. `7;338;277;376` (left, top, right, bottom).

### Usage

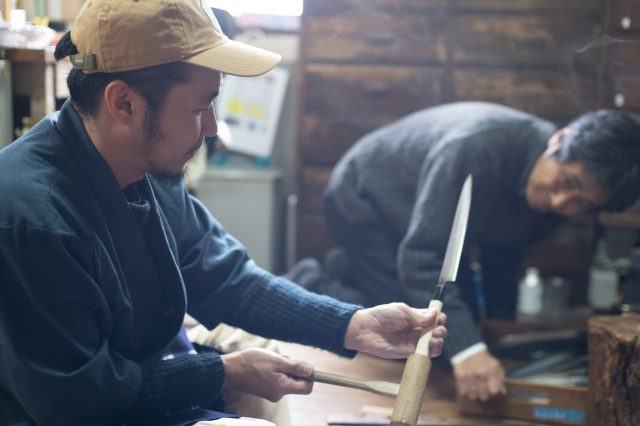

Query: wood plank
304;0;449;15
299;165;331;215
459;379;587;425
303;64;445;117
3;47;55;64
452;68;604;122
454;0;602;13
302;14;446;65
451;16;602;67
299;115;393;165
283;343;532;425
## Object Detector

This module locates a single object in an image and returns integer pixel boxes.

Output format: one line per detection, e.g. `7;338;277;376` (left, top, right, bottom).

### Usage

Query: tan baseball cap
70;0;281;77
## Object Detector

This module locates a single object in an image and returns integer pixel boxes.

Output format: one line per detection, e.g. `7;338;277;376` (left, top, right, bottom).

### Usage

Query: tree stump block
588;313;640;425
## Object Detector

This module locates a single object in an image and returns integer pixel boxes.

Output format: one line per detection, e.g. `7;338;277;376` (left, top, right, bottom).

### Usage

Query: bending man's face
140;66;221;182
526;158;609;216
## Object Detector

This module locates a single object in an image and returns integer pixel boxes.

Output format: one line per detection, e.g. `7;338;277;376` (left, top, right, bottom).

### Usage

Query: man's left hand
343;303;447;359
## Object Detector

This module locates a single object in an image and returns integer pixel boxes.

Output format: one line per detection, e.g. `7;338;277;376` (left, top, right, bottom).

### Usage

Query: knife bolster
431;283;446;301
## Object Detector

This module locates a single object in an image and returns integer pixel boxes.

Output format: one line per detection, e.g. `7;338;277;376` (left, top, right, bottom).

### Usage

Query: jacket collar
54;100;186;353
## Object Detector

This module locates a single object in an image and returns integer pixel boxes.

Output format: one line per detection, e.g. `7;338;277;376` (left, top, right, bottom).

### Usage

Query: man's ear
544;128;568;157
102;80;139;126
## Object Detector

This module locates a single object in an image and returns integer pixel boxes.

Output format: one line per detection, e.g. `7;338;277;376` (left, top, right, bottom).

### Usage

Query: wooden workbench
281;343;536;426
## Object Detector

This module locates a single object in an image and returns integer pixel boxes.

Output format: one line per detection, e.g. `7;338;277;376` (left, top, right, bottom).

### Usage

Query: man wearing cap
0;1;447;425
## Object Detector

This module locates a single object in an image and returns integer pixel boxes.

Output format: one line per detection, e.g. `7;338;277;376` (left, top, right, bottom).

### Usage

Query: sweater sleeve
121;352;225;423
397;141;484;360
162;184;361;358
0;228;229;425
222;272;361;358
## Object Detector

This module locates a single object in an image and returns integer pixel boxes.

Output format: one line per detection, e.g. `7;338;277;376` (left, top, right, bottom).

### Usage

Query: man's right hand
221;348;314;402
452;350;506;402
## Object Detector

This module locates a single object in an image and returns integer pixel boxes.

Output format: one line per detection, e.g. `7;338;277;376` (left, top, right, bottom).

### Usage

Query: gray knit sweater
325;102;562;359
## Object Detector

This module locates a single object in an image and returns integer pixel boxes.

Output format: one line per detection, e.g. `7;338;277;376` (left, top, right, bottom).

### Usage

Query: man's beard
142;106;185;185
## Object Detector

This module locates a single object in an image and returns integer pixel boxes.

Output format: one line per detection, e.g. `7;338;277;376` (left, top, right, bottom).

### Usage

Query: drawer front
299;115;395;165
304;64;445;116
455;0;602;13
607;43;640;110
299;166;332;215
302;15;446;64
453;69;601;121
609;73;640;110
611;0;640;32
304;0;448;15
297;215;334;260
451;16;602;66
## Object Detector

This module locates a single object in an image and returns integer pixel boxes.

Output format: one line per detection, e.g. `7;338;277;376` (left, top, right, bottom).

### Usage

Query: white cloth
450;342;488;366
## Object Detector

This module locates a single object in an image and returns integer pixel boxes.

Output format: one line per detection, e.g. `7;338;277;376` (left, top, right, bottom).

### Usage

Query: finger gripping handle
390;353;432;426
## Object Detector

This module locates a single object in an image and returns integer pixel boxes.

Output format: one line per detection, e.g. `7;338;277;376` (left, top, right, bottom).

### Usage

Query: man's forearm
223;274;361;357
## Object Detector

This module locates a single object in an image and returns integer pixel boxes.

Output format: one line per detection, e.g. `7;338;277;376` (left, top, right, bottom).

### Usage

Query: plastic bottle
517;267;543;316
588;241;619;311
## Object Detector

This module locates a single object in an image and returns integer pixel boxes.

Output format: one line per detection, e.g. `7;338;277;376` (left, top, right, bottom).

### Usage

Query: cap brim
184;39;281;77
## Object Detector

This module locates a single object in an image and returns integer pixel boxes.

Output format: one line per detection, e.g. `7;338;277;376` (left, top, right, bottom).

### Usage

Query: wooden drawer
303;0;448;15
460;379;588;425
299;115;394;165
299;165;332;215
606;43;640;110
451;16;602;67
303;64;445;116
609;73;640;110
452;69;601;121
611;0;640;32
302;15;446;64
455;0;602;13
297;215;335;260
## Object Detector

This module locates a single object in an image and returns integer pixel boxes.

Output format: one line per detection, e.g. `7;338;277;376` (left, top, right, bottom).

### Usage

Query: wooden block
588;313;640;426
458;379;587;425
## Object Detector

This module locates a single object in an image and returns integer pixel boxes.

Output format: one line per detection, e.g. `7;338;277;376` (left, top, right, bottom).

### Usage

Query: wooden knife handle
390;353;432;425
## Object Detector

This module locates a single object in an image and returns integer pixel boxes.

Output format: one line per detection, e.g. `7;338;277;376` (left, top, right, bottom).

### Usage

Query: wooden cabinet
450;16;602;67
303;15;447;64
297;0;640;260
304;64;446;116
611;0;640;31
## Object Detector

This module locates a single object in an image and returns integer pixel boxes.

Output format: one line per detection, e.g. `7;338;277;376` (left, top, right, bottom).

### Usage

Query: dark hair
54;31;192;117
554;110;640;212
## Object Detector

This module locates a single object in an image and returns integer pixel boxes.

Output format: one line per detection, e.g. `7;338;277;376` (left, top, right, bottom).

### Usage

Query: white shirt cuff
450;342;488;366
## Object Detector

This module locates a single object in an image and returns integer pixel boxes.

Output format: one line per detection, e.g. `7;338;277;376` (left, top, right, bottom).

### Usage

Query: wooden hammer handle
311;370;370;392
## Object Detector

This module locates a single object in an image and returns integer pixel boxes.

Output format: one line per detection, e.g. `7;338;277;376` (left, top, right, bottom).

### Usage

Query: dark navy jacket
0;101;359;425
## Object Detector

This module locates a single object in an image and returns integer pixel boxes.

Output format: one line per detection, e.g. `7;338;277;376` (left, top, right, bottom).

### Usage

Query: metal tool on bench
391;175;473;426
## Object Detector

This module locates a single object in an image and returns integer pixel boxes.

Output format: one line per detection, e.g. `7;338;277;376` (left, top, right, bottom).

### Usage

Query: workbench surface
282;343;536;426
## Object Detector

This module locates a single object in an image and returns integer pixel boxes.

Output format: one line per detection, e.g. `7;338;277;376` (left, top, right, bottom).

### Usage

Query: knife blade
390;174;473;426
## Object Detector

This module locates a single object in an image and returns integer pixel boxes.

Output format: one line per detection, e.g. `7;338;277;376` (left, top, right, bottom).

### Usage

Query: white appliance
196;167;282;273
